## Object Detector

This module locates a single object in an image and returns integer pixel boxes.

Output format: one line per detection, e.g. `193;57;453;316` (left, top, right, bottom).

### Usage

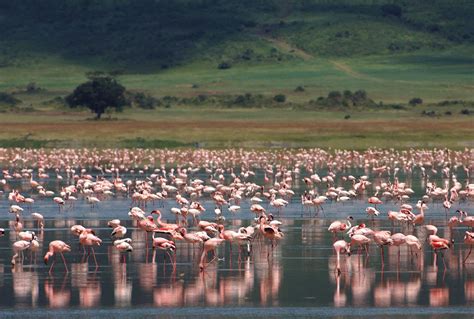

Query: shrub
0;92;21;106
273;94;286;103
218;62;231;70
409;97;423;106
133;92;159;109
295;86;305;92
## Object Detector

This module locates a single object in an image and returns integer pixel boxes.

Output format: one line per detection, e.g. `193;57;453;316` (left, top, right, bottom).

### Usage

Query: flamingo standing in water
328;216;353;239
429;235;452;269
11;240;32;266
79;229;102;267
373;230;393;265
114;238;133;263
44;240;71;273
463;231;474;264
333;240;351;275
368;196;382;209
152;233;176;269
199;236;225;271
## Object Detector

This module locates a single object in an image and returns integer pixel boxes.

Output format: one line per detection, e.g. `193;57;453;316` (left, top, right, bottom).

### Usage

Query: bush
327;91;343;105
132;92;159;109
25;82;44;94
0;92;21;106
295;86;305;92
273;94;286;103
460;109;471;115
409;97;423;106
217;62;231;70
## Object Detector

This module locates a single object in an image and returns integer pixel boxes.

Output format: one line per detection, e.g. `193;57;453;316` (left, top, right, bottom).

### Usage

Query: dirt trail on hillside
258;34;314;60
329;60;382;82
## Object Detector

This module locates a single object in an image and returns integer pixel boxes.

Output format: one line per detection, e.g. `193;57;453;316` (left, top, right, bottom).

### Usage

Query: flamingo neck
346;219;352;229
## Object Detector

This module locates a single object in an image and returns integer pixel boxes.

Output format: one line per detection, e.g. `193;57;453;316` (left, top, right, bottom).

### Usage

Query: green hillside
0;0;473;105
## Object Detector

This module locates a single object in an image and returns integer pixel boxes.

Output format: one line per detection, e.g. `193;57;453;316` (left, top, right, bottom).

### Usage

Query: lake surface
0;163;473;318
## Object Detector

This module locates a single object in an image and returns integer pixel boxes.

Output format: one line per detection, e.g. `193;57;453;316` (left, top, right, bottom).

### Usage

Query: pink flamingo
373;230;393;265
333;240;351;275
199;237;225;271
152;233;176;270
79;229;102;267
44;240;71;273
368;196;382;208
328;216;353;239
463;231;474;264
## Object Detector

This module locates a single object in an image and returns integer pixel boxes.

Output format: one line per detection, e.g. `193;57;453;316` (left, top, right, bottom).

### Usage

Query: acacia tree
66;76;127;119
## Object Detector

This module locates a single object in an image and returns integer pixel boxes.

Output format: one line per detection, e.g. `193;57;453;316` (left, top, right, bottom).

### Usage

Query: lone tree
66;75;127;119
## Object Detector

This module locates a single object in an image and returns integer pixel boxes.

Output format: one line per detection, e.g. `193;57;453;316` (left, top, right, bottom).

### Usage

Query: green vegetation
66;75;128;119
0;1;472;149
0;106;472;149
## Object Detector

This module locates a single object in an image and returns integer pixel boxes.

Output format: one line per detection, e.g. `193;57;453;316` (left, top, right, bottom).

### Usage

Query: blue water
0;166;472;318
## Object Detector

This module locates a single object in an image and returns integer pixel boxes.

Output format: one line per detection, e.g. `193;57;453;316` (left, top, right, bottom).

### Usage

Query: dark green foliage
66;76;127;119
218;62;232;70
273;94;286;103
0;1;472;68
409;97;423;106
0;92;21;106
25;82;44;94
310;89;376;108
421;110;437;116
461;109;471;115
295;86;305;92
132;92;159;109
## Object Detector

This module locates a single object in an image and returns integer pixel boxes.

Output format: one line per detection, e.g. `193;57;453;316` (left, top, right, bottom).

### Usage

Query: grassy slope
0;1;473;149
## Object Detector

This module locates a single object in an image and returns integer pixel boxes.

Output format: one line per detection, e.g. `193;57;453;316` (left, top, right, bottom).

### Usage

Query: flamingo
333;240;351;275
429;235;452;269
373;230;393;265
463;231;474;264
350;234;371;256
79;229;102;267
31;212;44;232
53;197;65;211
405;235;422;258
111;225;127;239
368;196;382;208
11;240;32;266
151;233;176;269
114;238;133;263
391;233;407;265
366;207;380;221
44;240;71;273
151;210;180;231
328;216;353;238
199;237;225;271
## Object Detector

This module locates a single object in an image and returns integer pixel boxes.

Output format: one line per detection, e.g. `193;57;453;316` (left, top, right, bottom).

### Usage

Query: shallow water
0;169;473;318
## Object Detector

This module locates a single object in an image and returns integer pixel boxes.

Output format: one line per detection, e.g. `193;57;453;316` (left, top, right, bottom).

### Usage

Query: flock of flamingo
0;147;472;277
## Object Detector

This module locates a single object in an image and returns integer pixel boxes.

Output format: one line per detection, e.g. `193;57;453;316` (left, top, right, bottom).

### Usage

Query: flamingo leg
441;251;447;269
380;246;385;265
463;246;472;264
91;247;98;267
60;252;69;273
49;259;56;273
152;247;156;264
